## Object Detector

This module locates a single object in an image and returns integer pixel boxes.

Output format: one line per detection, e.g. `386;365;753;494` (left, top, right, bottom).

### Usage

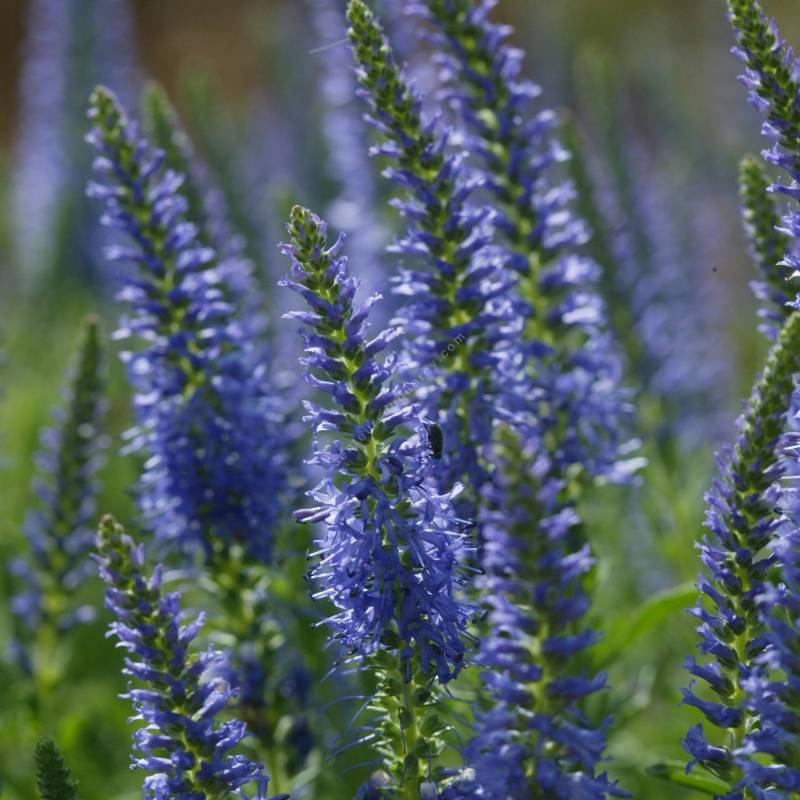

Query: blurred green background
3;1;800;798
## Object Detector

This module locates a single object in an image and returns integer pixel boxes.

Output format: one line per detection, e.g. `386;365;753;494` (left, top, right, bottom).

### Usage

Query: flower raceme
405;2;629;797
86;85;286;565
415;0;631;483
281;205;475;796
86;86;314;785
95;514;279;800
346;0;515;517
281;205;473;682
684;9;800;778
681;309;800;784
10;316;106;672
680;2;800;794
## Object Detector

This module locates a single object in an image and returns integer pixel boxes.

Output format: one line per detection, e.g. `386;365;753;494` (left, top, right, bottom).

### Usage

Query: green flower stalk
681;305;800;787
407;3;632;797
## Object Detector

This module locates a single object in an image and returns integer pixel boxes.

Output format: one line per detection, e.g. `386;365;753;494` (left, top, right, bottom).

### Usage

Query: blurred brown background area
1;0;800;153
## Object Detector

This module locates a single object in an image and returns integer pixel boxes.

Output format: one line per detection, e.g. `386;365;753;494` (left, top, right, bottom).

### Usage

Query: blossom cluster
14;1;800;799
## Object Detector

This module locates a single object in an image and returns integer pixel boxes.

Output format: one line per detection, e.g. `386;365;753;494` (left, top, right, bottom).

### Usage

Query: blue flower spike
405;2;632;797
95;514;288;800
281;205;476;798
85;84;311;782
346;0;517;518
86;84;286;565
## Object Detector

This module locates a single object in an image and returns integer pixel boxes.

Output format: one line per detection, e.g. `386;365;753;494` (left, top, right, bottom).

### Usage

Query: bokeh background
3;1;800;798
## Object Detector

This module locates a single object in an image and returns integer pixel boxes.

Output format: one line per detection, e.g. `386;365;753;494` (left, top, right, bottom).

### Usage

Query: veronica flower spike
680;298;800;787
86;86;310;783
732;395;800;796
727;0;800;184
86;85;286;565
10;316;106;674
281;206;475;798
417;0;630;480
95;514;282;800
346;0;515;517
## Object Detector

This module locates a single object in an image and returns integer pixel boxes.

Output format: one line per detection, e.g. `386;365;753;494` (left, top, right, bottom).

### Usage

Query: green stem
397;661;423;800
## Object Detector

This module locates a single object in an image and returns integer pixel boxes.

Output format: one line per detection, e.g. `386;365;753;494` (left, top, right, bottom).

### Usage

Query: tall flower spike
732;389;800;796
280;205;475;796
739;156;793;339
410;3;629;797
415;0;632;481
10;316;106;671
679;5;800;790
681;306;800;786
727;0;800;313
346;0;516;518
87;86;310;787
86;85;286;564
95;515;278;800
727;0;800;185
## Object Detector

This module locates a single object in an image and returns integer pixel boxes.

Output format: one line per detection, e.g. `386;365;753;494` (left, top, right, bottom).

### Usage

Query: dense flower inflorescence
95;514;276;800
731;391;800;796
281;206;476;795
346;0;516;515
413;2;629;796
87;86;312;785
678;3;800;790
10;317;106;668
281;205;473;681
681;310;800;783
728;0;800;185
86;86;286;564
416;0;631;481
739;156;793;339
728;0;800;318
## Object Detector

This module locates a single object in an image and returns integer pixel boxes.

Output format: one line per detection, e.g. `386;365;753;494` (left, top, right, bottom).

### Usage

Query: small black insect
424;422;443;460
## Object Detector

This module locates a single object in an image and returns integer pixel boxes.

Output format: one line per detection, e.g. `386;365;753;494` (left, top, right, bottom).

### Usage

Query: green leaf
34;738;79;800
646;760;730;795
595;582;696;667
